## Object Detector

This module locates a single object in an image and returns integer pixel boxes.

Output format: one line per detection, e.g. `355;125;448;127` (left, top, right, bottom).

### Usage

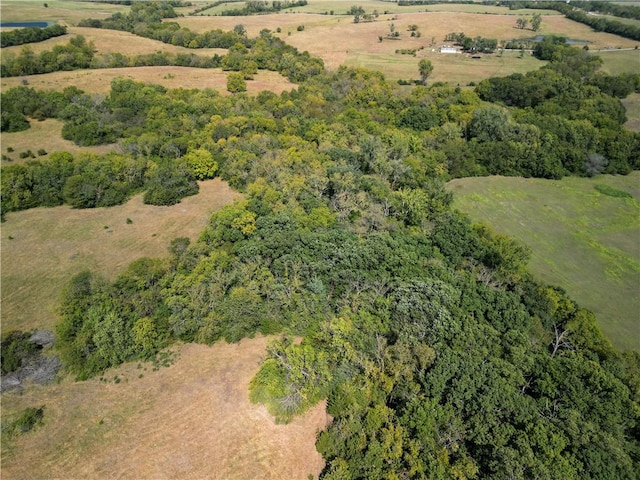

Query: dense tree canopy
2;6;638;477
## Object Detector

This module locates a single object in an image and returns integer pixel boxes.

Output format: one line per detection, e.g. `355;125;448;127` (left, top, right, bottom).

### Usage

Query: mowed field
448;173;640;352
1;337;330;480
1;179;241;334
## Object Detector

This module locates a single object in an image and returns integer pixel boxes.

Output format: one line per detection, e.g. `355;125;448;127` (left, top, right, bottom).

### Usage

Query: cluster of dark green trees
443;32;497;54
0;24;66;48
0;34;223;78
214;0;308;16
2;5;639;477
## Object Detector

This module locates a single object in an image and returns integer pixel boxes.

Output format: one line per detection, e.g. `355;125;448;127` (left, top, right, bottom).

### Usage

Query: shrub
2;406;45;437
1;330;38;375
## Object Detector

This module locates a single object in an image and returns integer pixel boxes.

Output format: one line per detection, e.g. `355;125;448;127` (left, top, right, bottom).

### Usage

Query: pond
0;22;50;28
530;34;589;45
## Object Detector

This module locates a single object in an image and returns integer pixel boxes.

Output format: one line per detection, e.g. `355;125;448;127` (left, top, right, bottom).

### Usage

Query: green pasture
622;92;640;132
0;1;128;25
448;173;640;352
595;49;640;75
345;49;545;85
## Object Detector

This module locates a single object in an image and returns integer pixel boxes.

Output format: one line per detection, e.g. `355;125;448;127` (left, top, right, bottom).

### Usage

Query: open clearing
1;337;330;480
0;0;128;26
1;179;241;334
1;66;297;96
2;26;228;58
623;92;640;132
448;173;640;352
1;119;115;165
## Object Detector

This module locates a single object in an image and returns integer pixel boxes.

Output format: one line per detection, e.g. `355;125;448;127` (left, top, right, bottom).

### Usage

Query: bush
1;331;38;375
2;406;45;437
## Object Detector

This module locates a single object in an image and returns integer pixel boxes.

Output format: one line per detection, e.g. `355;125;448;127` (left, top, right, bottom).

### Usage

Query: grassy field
1;337;330;480
1;119;115;165
448;173;640;352
596;49;640;76
175;11;639;78
2;26;228;58
0;0;128;26
622;92;640;132
191;1;561;16
1;179;241;334
1;66;297;96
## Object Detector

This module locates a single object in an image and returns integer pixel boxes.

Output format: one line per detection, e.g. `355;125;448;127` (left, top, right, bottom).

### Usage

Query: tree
531;13;542;32
226;72;246;93
516;17;528;30
348;5;365;23
418;59;433;85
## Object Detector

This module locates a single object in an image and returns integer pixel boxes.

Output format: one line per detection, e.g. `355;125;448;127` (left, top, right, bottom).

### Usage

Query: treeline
1;35;95;77
76;3;323;82
0;35;221;77
503;1;640;41
444;32;497;53
43;68;640;475
0;24;66;48
0;145;214;214
217;0;308;16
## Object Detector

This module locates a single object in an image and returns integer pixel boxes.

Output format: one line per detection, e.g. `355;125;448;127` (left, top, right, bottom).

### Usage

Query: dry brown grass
176;11;639;76
1;179;241;334
1;66;297;96
2;27;228;58
1;337;330;480
1;119;115;166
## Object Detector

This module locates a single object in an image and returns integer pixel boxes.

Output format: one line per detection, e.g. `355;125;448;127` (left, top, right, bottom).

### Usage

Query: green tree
418;59;433;85
531;13;542;32
226;72;247;93
516;17;528;30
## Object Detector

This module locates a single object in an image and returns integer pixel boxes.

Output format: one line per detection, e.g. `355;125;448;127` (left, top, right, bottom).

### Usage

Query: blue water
0;22;50;28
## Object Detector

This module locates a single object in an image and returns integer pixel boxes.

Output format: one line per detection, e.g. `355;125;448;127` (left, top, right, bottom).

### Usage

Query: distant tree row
76;3;324;82
0;23;66;48
504;1;640;41
217;0;308;16
0;35;221;77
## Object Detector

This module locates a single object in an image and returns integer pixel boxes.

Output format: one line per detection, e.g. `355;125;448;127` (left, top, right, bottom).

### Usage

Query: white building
440;47;458;54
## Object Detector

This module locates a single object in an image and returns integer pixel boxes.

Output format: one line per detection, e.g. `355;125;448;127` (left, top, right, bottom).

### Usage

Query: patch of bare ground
1;67;297;96
1;179;241;333
1;337;331;480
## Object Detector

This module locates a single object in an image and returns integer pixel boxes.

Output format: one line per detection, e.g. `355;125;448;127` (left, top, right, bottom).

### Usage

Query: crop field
1;179;241;334
448;173;640;352
1;66;297;96
1;337;330;480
